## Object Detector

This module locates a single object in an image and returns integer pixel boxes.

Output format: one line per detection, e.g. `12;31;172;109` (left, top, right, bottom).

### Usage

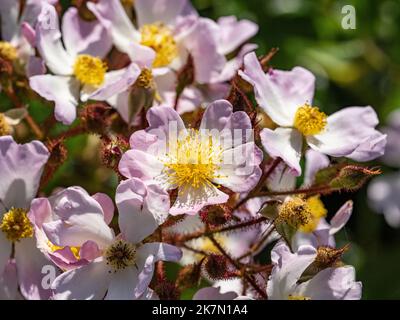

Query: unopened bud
81;102;113;134
200;204;232;227
203;254;230;280
153;280;180;300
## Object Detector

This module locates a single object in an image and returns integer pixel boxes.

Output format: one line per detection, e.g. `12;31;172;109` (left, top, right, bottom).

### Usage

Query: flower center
288;295;311;300
135;68;155;89
47;240;81;260
73;54;107;87
277;197;312;230
0;113;11;136
140;23;178;68
293;104;327;136
0;41;18;61
0;208;33;242
163;129;223;190
104;239;136;272
299;195;327;233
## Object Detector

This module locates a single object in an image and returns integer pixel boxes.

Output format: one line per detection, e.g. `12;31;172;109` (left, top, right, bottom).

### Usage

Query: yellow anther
294;104;327;136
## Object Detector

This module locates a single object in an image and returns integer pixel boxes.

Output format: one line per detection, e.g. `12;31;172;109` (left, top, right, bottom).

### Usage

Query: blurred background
192;0;400;299
2;0;398;299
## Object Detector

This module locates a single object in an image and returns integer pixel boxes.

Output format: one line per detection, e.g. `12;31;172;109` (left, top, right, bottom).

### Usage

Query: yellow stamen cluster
73;54;107;87
135;68;155;89
0;208;33;242
140;23;178;68
47;240;81;260
0;113;11;136
0;41;18;61
277;197;312;229
293;104;327;136
288;295;311;300
104;239;137;272
163;129;223;190
299;195;328;233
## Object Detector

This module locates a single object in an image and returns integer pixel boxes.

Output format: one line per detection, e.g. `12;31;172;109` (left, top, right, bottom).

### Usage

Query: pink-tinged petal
214;142;263;193
105;266;139;300
26;56;46;77
304;150;330;186
52;259;110;300
20;0;54;26
368;172;400;228
0;0;19;42
43;187;115;248
108;90;134;125
133;254;155;299
133;243;182;298
135;0;190;27
36;3;74;75
21;22;36;47
0;136;49;209
170;184;229;215
47;245;91;271
268;242;317;300
174;87;204;115
87;0;140;55
297;266;362;300
179;17;226;84
217;16;258;55
15;237;56;300
260;127;303;176
29;75;79;125
0;261;18;300
62;7;112;58
138;242;182;264
92;193;114;225
119;149;164;181
128;130;160;152
200;99;251;134
120;42;156;69
84;64;141;101
215;43;258;82
194;287;238;300
145;106;186;139
0;233;11;275
240;52;315;126
28;198;52;229
266;161;297;192
307;106;386;160
330;200;353;235
346;132;387;162
116;178;169;244
80;240;101;261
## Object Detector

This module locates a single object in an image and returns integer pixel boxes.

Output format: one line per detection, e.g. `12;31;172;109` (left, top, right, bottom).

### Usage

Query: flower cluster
0;0;387;300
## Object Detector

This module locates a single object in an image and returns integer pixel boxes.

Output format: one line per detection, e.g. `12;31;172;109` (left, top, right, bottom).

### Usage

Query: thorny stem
238;224;276;261
233;158;282;211
156;227;166;280
4;84;44;139
53;125;86;140
207;235;267;299
170;216;267;244
258;185;333;197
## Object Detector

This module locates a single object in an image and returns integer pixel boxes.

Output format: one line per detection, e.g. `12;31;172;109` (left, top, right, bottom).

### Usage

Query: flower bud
80;102;113;135
200;204;232;227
